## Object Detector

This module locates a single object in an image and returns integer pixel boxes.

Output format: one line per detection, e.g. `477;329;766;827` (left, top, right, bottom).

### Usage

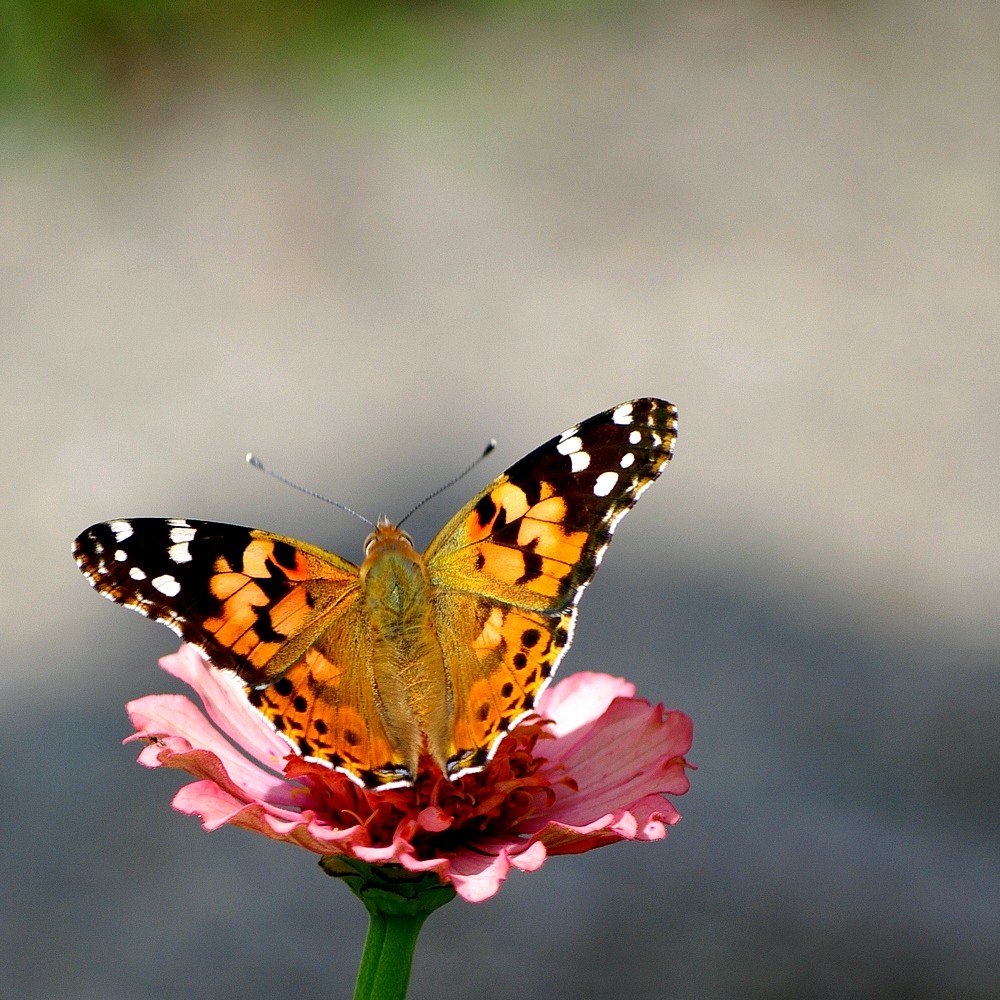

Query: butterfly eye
400;530;415;547
363;532;377;554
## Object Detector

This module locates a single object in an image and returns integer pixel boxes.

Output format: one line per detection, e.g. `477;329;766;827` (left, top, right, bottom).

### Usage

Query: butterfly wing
73;518;414;788
245;616;419;789
425;397;677;777
431;591;574;777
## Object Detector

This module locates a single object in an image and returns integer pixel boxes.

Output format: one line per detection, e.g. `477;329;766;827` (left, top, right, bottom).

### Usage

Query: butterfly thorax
358;521;454;777
359;525;433;642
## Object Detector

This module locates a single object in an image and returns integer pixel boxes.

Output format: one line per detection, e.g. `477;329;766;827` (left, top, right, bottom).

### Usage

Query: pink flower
126;644;693;903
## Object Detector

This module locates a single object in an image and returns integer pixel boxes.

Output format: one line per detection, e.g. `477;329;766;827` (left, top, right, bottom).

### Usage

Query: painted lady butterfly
73;398;677;790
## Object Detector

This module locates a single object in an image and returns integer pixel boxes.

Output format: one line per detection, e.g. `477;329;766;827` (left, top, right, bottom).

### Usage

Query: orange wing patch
205;533;362;676
433;484;592;608
461;480;539;543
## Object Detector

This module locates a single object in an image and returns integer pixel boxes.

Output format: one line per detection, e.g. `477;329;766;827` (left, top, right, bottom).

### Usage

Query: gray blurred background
2;2;997;997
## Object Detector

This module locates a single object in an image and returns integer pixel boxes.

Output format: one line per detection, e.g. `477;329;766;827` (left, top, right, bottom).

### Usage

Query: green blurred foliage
0;0;611;122
1;1;425;116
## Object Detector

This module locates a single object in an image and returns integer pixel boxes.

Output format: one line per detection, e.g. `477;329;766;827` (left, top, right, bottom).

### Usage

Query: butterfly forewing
425;397;677;611
73;518;359;677
73;517;422;787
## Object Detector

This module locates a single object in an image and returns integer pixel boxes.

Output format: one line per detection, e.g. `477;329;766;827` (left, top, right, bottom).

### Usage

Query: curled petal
443;839;550;903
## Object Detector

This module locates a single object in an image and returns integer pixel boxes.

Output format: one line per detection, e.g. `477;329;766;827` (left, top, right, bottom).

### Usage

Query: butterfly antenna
397;438;497;528
246;454;376;528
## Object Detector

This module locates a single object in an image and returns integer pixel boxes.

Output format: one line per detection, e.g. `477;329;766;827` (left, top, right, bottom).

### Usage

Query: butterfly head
363;518;416;557
360;519;424;588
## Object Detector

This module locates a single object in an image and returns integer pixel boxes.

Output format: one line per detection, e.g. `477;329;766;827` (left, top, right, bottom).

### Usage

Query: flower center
288;719;569;856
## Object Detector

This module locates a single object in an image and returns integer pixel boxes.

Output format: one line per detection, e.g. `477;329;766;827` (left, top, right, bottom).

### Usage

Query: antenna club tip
484;438;497;455
246;453;263;469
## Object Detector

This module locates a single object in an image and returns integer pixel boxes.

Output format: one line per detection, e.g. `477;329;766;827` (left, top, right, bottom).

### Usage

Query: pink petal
444;839;549;902
537;671;636;737
173;779;367;854
144;741;375;854
445;848;514;902
525;698;692;835
173;779;270;831
531;793;682;855
126;693;299;806
159;645;292;771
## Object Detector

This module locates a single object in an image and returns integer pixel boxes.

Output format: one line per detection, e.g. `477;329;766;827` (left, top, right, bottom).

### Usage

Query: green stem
353;909;388;1000
320;857;456;1000
357;907;425;999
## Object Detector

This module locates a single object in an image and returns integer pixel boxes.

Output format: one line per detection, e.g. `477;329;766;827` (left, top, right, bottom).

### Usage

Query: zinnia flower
127;644;693;904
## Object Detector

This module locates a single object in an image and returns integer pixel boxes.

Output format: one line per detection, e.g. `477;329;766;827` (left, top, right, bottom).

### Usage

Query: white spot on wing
570;450;590;472
169;542;192;563
594;471;619;496
612;403;633;425
129;566;147;581
557;435;583;455
114;549;128;562
169;524;196;544
629;430;641;445
558;424;581;442
152;574;181;597
620;452;635;469
110;520;133;542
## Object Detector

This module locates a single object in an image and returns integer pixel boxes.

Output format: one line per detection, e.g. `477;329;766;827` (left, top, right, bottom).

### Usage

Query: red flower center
284;719;575;857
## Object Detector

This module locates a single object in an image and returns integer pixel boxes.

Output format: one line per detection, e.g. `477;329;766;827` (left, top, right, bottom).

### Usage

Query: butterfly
73;398;677;790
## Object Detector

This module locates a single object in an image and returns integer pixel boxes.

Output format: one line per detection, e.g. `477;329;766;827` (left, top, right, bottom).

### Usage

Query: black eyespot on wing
474;493;497;529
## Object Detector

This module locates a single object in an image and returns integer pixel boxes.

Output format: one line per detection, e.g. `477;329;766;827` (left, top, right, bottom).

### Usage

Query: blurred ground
2;2;997;998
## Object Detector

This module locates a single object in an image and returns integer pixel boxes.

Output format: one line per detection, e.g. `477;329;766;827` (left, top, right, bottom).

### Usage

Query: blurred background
2;2;997;997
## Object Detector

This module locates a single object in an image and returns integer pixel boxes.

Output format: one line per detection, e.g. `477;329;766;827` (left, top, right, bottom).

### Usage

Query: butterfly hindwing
433;590;574;777
245;627;417;789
